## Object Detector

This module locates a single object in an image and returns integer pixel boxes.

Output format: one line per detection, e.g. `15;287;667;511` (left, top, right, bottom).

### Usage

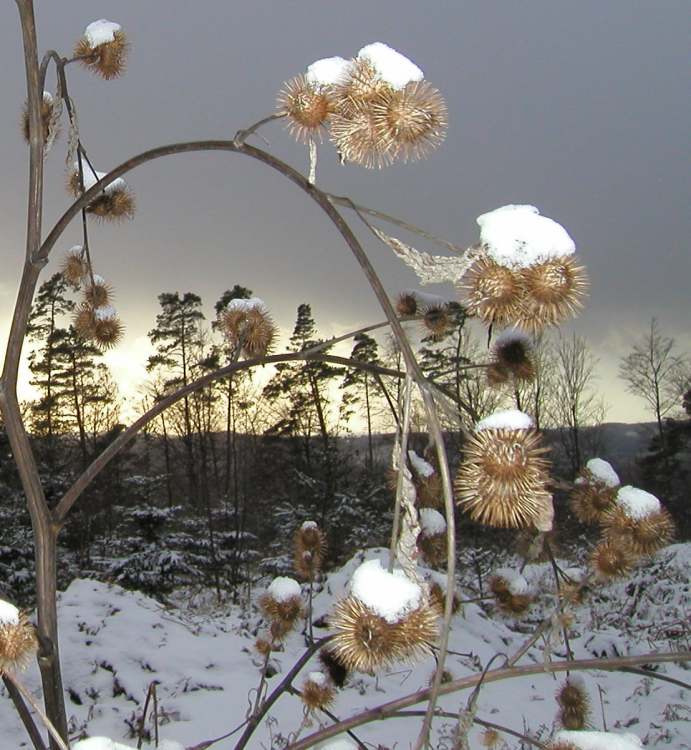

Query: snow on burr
493;567;530;596
349;559;422;623
84;20;121;48
477;204;575;269
267;576;301;602
475;409;534;432
226;297;266;313
305;56;351;87
408;449;434;478
585;458;619;487
94;305;117;322
307;670;327;686
357;43;424;90
0;599;20;626
301;520;318;531
553;729;643;750
401;289;448;309
76;164;126;194
419;508;446;536
616;486;661;520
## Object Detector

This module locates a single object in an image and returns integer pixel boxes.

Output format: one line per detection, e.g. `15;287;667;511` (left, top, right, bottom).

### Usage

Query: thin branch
286;651;691;750
2;674;47;750
3;672;68;750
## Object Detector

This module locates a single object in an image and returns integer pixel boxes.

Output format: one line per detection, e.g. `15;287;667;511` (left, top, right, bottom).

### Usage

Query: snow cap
0;599;20;626
267;576;301;602
307;670;328;686
226;297;265;313
475;409;534;432
357;43;424;90
585;458;619;487
493;567;530;596
477;204;576;269
495;327;531;347
305;56;351;87
84;20;121;48
553;729;643;750
94;305;117;322
408;449;435;478
616;486;661;520
74;163;126;195
350;559;422;623
301;520;318;531
419;507;446;536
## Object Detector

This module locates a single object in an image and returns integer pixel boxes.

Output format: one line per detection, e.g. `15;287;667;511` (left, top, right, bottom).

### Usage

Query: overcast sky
0;1;689;423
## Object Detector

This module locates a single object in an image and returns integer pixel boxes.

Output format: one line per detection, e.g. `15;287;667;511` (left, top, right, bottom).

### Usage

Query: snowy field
1;544;689;749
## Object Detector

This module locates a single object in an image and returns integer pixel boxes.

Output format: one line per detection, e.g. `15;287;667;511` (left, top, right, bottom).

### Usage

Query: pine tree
147;292;206;503
341;333;382;470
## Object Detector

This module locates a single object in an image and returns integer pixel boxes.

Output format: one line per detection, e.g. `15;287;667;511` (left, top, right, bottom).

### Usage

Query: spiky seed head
417;531;446;566
396;292;418;316
491;331;535;383
333;58;391;117
260;578;304;639
329;595;438;673
556;678;590;730
369;80;447;162
455;427;551;528
463;257;524;326
422;304;451;339
74;29;128;80
480;728;502;748
0;608;37;673
428;581;460;617
22;92;60;151
417;473;443;509
300;672;335;711
570;482;618;525
93;315;124;350
73;304;97;340
517;256;588;332
329;105;395;169
255;637;272;657
219;304;276;358
489;573;533;616
319;648;349;688
84;278;112;308
87;188;136;221
294;522;327;580
61;248;88;287
602;505;675;556
590;539;638;579
277;75;334;143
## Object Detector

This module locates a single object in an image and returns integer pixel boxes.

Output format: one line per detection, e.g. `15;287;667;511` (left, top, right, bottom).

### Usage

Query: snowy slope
1;545;689;749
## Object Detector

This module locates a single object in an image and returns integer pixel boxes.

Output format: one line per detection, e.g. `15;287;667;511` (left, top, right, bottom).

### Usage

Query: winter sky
0;1;689;424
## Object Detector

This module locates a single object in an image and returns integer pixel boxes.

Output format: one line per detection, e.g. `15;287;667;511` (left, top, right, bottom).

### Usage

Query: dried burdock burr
602;485;675;556
556;676;590;730
294;520;327;581
74;19;128;80
329;559;438;673
570;458;620;525
0;600;37;674
300;671;335;712
218;297;276;358
455;409;551;529
61;245;89;288
68;166;135;222
21;91;60;152
259;576;304;641
489;568;533;617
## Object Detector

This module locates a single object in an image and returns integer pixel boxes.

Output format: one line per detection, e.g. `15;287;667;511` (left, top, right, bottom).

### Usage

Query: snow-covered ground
1;545;689;749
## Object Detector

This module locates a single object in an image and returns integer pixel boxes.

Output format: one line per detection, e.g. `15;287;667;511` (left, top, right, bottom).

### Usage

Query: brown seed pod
277;74;334;143
86;188;136;221
73;304;97;340
369;80;447;162
455;424;551;529
300;671;335;711
294;521;327;581
590;539;638;579
332;57;391;117
260;577;304;639
218;299;276;358
422;304;451;340
255;637;272;657
93;313;124;350
489;570;533;616
74;23;128;80
480;728;502;748
570;482;618;525
417;472;443;509
0;604;37;673
602;505;675;556
463;256;525;326
83;276;112;308
329;104;395;169
491;329;535;382
517;256;588;332
21;92;60;150
61;247;88;287
329;595;438;673
556;677;590;730
396;292;418;316
428;580;461;618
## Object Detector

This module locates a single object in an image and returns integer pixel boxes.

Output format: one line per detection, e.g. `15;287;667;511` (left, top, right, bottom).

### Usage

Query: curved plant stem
3;673;68;750
389;374;413;571
285;650;691;750
2;674;47;750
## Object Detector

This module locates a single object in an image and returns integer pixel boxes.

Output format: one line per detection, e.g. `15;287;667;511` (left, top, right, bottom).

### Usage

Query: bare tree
619;318;689;443
549;333;608;476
